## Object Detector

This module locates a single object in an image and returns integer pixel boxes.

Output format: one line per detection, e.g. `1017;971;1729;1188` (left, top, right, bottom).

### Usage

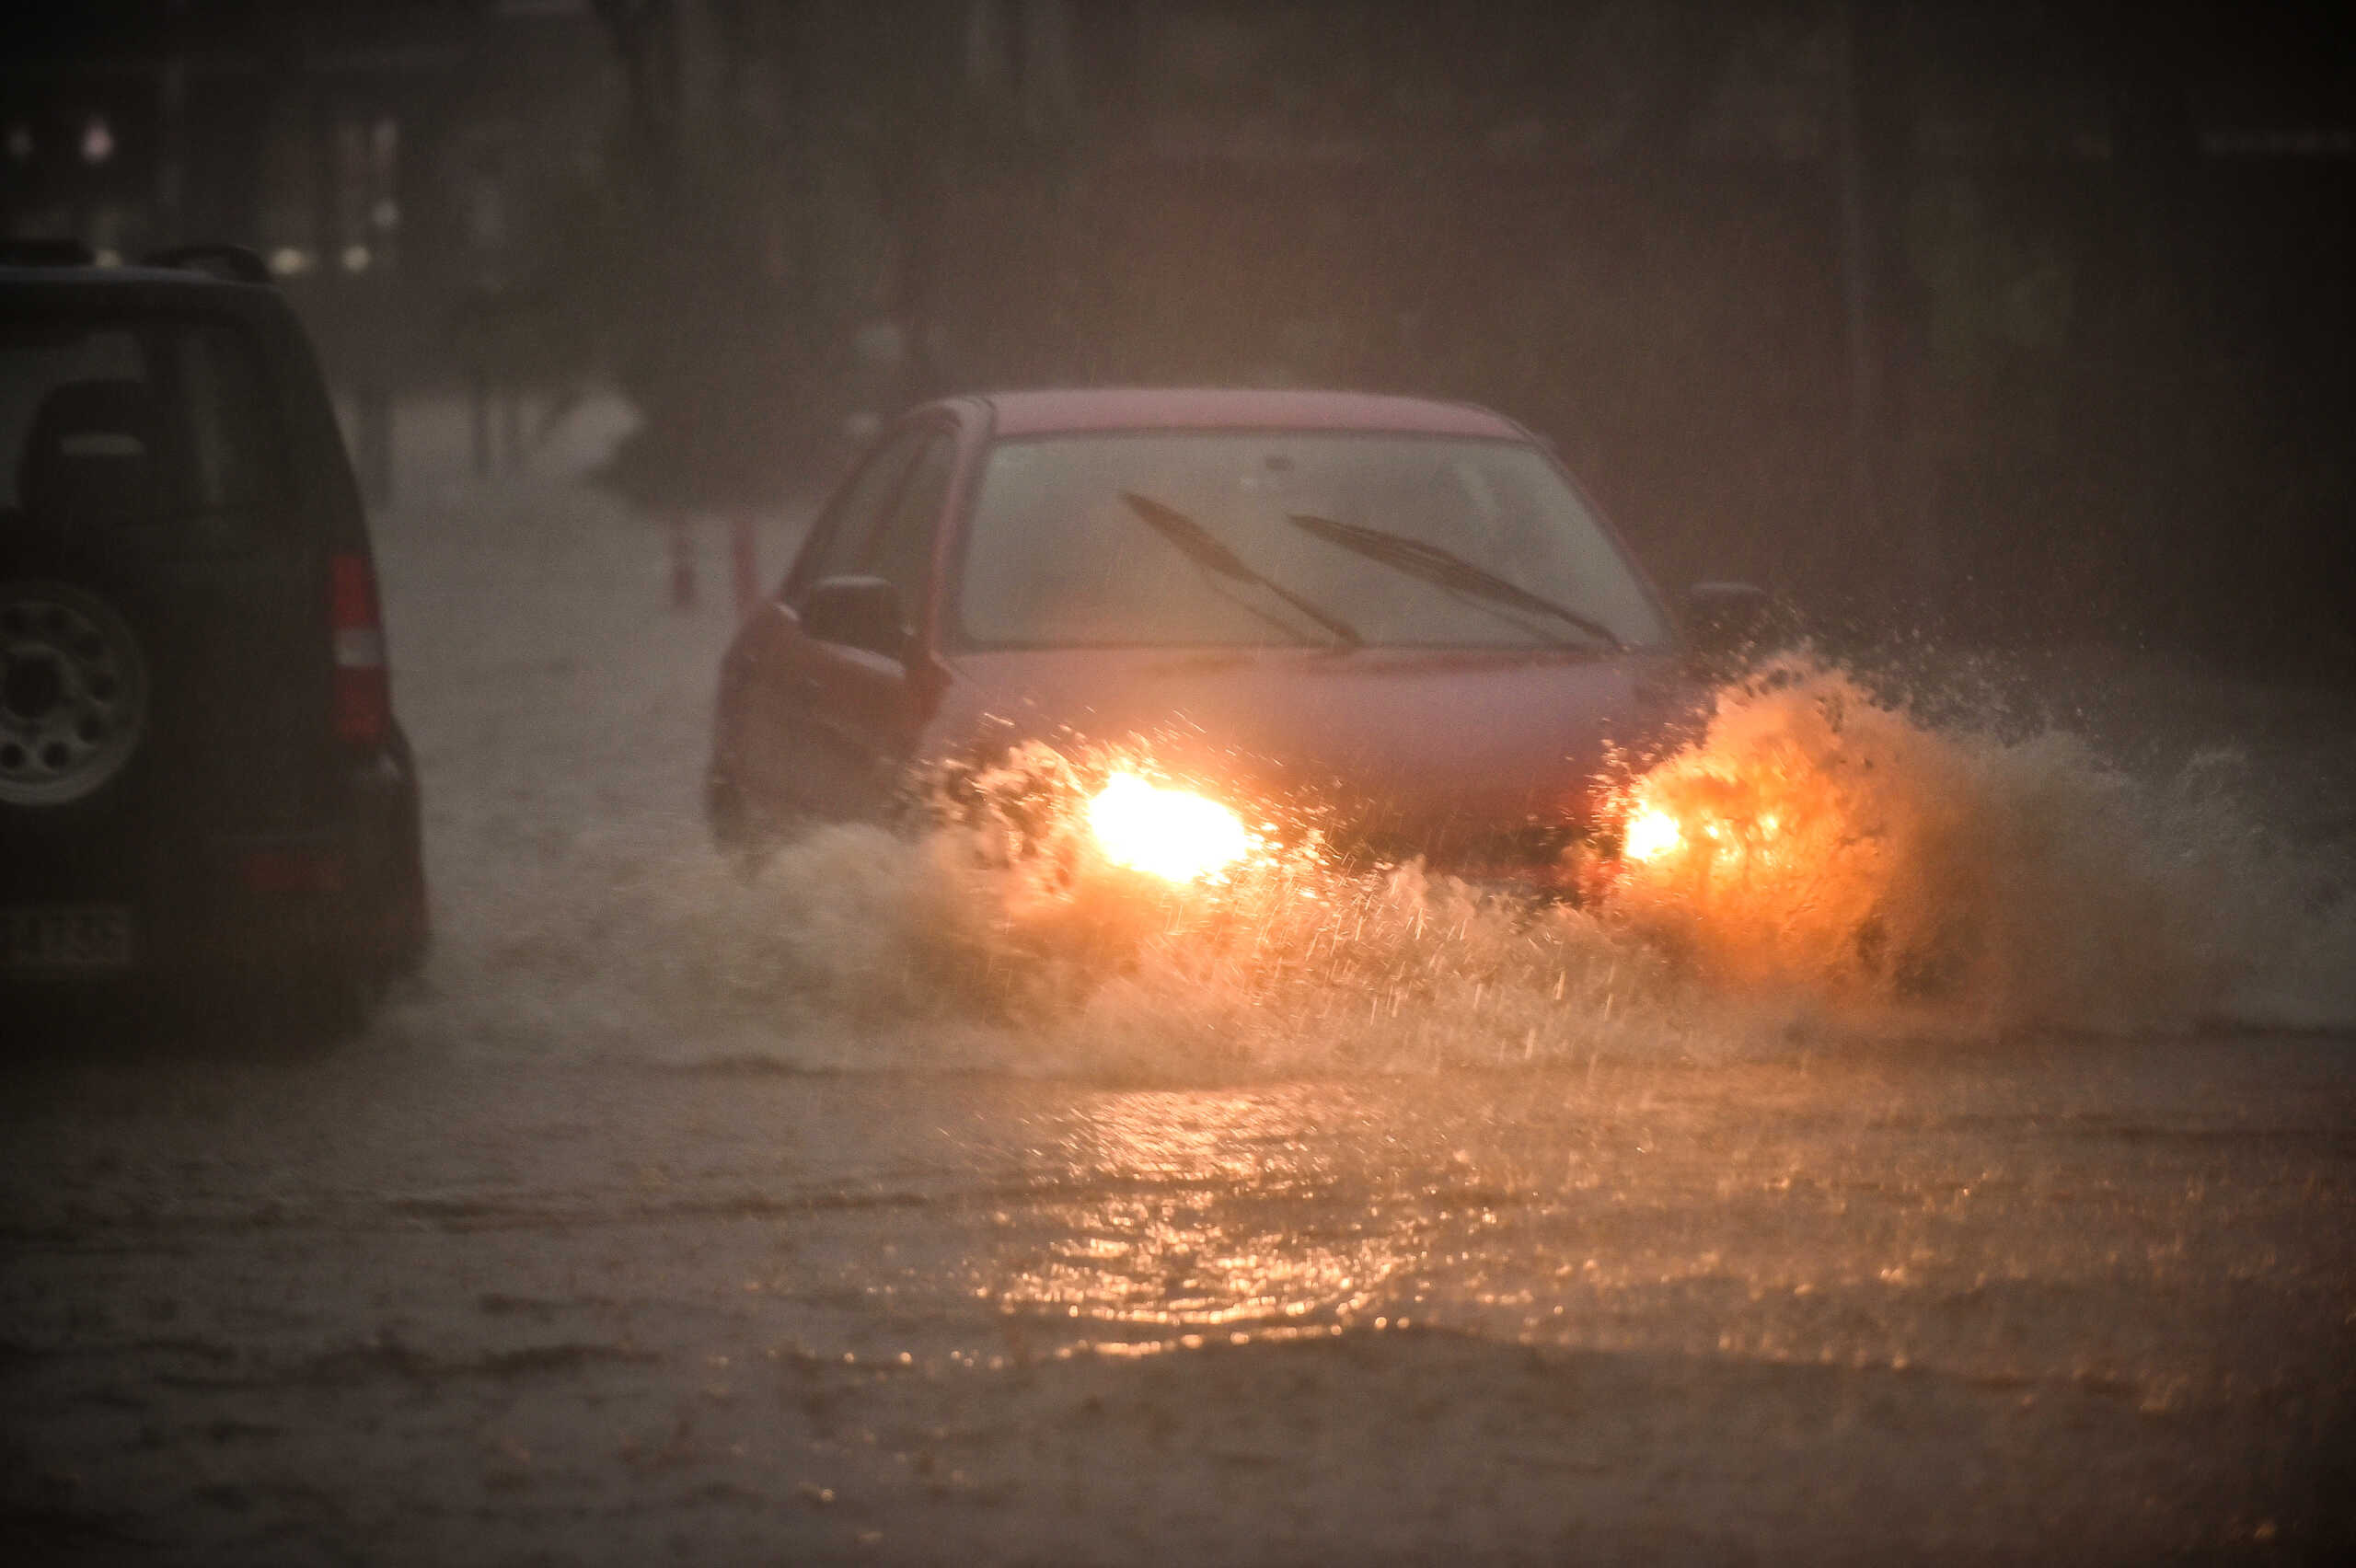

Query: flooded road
6;402;2353;1563
9;1041;2353;1563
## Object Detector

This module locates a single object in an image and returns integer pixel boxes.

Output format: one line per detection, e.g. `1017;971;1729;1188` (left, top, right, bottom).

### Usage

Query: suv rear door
0;304;327;860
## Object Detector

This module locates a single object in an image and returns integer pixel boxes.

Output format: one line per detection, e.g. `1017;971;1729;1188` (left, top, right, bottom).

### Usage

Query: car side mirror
801;574;907;659
1684;581;1773;654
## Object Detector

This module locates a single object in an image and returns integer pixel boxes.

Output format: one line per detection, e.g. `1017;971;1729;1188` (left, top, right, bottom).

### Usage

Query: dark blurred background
6;1;2350;674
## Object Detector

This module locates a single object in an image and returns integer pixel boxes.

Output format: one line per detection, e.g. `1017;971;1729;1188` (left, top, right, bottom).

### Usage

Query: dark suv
1;244;424;1033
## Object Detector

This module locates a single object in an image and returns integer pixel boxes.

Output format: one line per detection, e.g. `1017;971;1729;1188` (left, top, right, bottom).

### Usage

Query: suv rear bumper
2;744;425;994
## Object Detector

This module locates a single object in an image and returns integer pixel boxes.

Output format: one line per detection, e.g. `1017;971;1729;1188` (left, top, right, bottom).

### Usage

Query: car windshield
953;432;1669;651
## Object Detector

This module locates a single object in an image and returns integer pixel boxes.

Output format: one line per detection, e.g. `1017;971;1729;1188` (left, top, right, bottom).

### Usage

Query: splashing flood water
456;642;2356;1078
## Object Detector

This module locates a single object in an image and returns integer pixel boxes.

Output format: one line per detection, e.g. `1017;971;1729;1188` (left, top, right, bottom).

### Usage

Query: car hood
925;645;1696;859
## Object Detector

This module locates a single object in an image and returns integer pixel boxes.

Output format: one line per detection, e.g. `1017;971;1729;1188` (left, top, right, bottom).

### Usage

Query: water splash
427;656;2353;1076
1609;657;2305;1034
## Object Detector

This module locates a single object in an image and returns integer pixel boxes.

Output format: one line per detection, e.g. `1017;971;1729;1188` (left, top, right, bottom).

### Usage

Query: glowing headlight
1086;772;1251;883
1622;805;1683;863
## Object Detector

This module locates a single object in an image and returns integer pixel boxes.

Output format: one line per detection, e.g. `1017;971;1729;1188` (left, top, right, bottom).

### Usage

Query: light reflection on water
990;1091;1394;1333
875;1048;2348;1414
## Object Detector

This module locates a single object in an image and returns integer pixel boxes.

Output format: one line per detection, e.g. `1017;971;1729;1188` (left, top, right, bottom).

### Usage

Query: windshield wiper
1118;491;1361;648
1285;512;1624;651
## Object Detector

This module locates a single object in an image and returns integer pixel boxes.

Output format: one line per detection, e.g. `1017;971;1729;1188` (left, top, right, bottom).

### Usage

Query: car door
0;310;314;864
739;421;957;821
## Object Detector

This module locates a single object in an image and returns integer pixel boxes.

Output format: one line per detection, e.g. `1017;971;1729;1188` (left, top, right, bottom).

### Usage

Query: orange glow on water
1086;772;1253;884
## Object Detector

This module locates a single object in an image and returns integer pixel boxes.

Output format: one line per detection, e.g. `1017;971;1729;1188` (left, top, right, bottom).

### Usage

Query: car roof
1;262;237;286
974;387;1529;440
0;264;283;317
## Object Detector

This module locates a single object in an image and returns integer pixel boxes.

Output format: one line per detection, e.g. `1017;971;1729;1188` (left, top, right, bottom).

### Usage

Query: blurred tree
468;0;2350;668
579;0;983;507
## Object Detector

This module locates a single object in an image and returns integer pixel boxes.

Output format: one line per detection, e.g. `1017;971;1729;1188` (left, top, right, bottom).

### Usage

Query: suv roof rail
1;237;97;267
142;243;272;285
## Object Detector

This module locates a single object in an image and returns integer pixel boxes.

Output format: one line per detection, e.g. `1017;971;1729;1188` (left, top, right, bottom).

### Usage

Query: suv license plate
2;905;135;974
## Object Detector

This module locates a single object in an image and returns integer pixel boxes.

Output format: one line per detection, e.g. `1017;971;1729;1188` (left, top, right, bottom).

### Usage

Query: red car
708;389;1758;891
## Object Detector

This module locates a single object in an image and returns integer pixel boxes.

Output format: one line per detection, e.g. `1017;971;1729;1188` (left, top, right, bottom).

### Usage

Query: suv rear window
0;314;283;557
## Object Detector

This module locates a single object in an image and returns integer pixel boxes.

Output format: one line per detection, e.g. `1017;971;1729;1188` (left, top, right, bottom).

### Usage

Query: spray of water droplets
430;655;2355;1078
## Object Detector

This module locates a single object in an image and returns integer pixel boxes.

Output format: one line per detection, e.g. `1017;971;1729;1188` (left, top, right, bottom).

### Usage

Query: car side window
165;321;281;556
862;432;954;630
791;428;927;603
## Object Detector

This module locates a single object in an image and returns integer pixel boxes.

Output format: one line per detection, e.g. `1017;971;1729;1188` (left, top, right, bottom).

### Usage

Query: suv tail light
329;552;392;745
